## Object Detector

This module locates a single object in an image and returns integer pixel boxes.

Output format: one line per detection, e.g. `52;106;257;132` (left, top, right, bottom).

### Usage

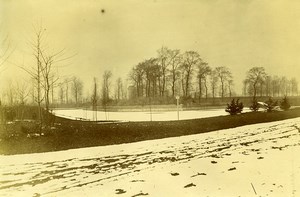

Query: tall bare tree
157;46;179;96
16;80;30;105
291;78;298;96
40;53;60;111
102;70;112;120
4;80;15;106
271;76;280;97
114;77;123;101
215;66;232;100
64;78;70;104
58;82;65;104
91;77;98;121
197;62;211;102
180;51;202;97
0;29;13;73
265;75;271;97
140;58;159;97
129;64;144;97
20;26;45;128
227;79;234;98
71;76;83;105
168;49;181;97
245;67;267;99
210;69;219;100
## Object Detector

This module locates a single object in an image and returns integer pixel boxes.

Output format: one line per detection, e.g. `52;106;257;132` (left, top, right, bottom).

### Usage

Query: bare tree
245;67;267;99
102;70;112;120
114;77;123;101
242;79;248;96
280;76;288;96
129;64;144;97
271;76;280;97
58;82;65;104
0;29;13;73
215;66;232;100
180;51;202;97
15;80;30;105
210;69;219;100
20;26;45;128
168;49;181;97
197;62;211;102
139;58;159;97
291;78;298;96
157;46;179;96
64;78;70;104
91;77;98;121
71;76;83;105
40;52;60;111
265;75;271;97
4;80;15;106
227;79;234;98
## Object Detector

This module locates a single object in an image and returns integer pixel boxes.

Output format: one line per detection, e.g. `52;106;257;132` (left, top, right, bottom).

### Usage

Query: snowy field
53;108;253;122
1;118;300;196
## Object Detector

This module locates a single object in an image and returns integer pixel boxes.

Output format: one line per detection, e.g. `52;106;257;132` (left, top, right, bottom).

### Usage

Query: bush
280;96;291;111
225;99;244;115
249;98;259;112
265;97;278;112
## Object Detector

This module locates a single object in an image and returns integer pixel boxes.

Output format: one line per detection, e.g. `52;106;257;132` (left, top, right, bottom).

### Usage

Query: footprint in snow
228;167;236;171
184;183;196;188
171;172;179;176
115;189;126;194
131;180;145;182
131;192;149;197
191;172;207;177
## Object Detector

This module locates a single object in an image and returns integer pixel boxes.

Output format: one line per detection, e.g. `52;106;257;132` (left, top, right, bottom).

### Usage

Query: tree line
244;67;298;98
0;27;299;110
128;47;234;103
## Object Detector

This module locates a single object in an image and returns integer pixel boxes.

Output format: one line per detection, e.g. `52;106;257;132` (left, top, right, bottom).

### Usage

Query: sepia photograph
0;0;300;196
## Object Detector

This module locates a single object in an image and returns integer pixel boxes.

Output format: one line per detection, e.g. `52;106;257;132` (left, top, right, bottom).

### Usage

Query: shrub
225;99;244;115
249;98;259;112
265;97;278;112
280;96;291;111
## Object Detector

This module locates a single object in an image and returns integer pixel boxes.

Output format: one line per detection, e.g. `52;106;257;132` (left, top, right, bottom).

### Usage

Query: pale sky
1;0;300;95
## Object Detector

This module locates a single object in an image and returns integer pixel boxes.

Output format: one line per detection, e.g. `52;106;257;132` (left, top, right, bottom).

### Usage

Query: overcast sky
1;0;300;95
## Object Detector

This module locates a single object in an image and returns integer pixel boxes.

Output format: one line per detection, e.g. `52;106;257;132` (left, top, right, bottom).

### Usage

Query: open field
1;118;300;196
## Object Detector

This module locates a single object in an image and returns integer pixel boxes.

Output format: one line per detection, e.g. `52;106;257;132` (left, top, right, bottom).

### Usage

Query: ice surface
1;118;300;196
53;108;253;122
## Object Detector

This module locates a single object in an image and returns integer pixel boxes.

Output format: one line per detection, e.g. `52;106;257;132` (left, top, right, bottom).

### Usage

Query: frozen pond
53;108;252;122
1;118;300;196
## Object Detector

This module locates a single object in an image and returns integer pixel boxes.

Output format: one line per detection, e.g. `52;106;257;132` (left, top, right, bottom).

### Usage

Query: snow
1;118;300;196
53;108;253;122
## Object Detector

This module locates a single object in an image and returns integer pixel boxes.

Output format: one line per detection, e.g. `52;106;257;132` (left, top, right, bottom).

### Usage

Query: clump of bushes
225;99;244;115
249;98;260;112
265;97;278;112
280;96;291;111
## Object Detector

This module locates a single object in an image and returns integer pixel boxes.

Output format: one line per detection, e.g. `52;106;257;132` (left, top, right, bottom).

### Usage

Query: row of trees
1;54;299;109
1;26;299;111
129;47;234;102
244;67;298;98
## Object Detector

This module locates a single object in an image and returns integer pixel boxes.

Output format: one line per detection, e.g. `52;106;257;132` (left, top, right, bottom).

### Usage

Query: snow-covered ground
1;118;300;196
53;108;253;122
